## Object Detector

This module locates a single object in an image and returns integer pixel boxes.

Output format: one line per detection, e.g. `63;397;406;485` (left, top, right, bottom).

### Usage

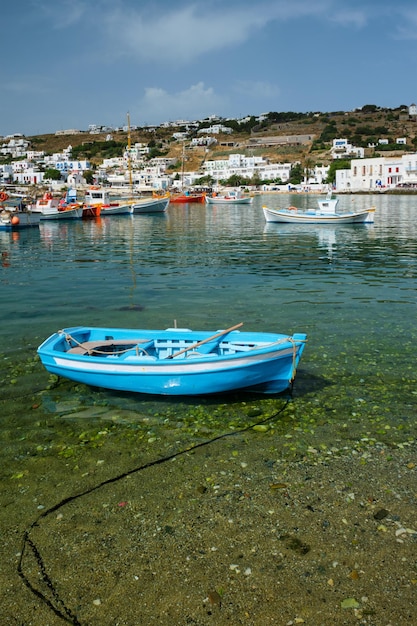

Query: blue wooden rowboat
37;324;307;396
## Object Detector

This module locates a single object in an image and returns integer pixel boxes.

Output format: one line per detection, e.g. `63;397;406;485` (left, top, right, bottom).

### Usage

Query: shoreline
2;431;416;625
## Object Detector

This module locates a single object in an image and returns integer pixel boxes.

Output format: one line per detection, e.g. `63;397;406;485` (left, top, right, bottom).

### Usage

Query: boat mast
181;141;185;191
127;112;133;192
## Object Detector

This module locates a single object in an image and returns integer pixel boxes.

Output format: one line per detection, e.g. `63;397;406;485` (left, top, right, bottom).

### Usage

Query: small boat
37;323;307;396
132;195;170;214
169;191;206;204
82;204;101;218
35;192;83;220
0;199;41;230
84;187;133;216
206;189;253;205
263;195;375;224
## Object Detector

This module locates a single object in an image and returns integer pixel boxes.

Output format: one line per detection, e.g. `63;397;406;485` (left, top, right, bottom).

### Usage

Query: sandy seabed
1;431;416;626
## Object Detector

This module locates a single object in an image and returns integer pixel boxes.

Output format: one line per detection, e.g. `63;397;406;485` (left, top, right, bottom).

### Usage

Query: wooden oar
168;323;244;359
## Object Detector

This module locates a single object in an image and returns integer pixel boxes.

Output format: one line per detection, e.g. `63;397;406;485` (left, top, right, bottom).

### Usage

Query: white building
331;138;364;159
190;136;217;147
67;172;86;186
26;150;45;161
334;153;417;190
0;164;14;183
101;157;125;169
197;124;233;135
12;167;45;185
202;153;292;182
47;159;91;175
0;137;30;158
400;153;417;185
123;143;150;164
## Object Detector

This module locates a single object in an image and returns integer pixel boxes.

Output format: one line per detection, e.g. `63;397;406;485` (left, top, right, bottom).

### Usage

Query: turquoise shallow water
1;193;416;419
1;191;416;444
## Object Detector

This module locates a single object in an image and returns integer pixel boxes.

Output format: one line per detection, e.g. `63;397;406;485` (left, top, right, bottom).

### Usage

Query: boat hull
0;209;41;229
132;197;170;213
206;196;253;205
263;206;375;224
82;205;101;218
39;207;83;220
37;326;307;396
100;204;134;215
169;194;206;204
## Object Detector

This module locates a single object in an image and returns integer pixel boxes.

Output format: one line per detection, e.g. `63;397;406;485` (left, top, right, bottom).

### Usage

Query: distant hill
14;106;417;172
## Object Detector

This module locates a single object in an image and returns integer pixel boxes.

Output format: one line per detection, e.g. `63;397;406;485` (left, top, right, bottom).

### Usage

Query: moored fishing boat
206;189;253;205
0;201;41;230
132;195;170;214
263;195;375;224
34;191;82;220
83;187;133;216
169;191;206;203
37;323;307;396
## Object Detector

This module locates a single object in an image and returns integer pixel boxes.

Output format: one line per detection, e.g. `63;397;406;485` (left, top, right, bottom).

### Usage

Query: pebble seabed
0;348;416;625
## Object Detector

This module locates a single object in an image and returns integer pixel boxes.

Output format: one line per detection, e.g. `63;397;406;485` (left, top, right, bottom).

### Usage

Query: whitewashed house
331;138;364;159
0;164;14;183
401;154;417;185
12;166;45;185
334;154;415;191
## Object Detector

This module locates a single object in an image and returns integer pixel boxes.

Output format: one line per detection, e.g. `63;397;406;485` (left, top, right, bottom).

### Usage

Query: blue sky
1;0;417;136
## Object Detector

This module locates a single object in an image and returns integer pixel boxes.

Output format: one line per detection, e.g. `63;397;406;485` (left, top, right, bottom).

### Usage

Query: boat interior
63;334;270;360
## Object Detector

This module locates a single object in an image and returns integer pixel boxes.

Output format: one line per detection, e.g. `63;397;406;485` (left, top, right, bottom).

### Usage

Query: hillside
21;106;417;173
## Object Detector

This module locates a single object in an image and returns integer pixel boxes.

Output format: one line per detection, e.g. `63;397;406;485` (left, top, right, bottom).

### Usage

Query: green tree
44;168;61;180
84;170;95;185
288;163;303;185
220;173;251;187
325;159;351;184
319;122;338;143
195;174;214;186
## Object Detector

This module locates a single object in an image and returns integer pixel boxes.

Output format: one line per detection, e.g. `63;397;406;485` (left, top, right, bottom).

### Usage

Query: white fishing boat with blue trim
37;323;307;396
206;189;253;205
84;187;133;216
263;195;375;224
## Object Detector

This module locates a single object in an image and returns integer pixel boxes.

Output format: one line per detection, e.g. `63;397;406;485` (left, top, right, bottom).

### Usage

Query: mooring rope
17;399;291;625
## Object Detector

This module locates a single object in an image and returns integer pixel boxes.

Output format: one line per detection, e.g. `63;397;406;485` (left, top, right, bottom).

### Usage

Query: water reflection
2;193;417;347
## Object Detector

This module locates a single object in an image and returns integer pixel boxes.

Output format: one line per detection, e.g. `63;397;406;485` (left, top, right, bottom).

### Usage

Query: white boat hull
100;204;134;216
39;207;83;220
0;208;41;229
206;196;253;205
263;206;375;224
132;197;170;213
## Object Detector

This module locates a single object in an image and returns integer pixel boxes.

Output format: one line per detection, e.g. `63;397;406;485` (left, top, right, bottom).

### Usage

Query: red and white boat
34;192;82;220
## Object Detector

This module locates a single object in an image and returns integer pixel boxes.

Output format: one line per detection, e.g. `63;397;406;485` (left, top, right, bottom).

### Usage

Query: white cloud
328;9;367;28
233;80;280;99
137;82;227;124
393;9;417;39
3;75;54;95
31;1;380;65
35;0;88;29
100;0;336;65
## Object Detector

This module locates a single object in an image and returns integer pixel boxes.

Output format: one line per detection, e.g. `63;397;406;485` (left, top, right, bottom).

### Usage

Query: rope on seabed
17;398;292;625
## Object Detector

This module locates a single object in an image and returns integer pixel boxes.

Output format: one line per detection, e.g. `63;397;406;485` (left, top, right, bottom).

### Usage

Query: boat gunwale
38;328;306;366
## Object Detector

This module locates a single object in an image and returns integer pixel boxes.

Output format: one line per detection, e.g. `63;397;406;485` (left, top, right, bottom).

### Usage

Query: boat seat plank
67;338;152;355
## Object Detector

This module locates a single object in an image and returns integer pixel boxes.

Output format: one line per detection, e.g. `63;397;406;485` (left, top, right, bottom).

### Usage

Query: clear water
1;193;416;454
2;192;417;625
